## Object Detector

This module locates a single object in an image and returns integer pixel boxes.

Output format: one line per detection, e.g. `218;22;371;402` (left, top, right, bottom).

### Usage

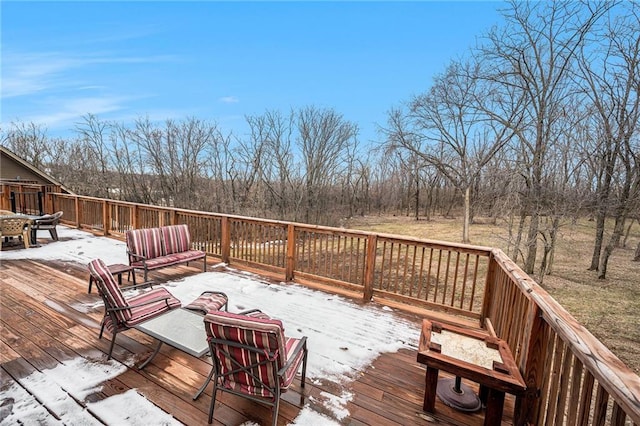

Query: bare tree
246;110;303;220
127;117;221;209
481;0;611;274
1;121;49;171
383;60;518;242
576;2;640;277
296;106;358;224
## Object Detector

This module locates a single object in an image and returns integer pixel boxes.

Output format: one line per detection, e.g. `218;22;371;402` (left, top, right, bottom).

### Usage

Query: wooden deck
0;254;516;425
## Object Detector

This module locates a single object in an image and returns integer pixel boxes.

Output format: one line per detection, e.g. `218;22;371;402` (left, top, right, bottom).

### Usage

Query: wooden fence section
26;192;640;425
0;182;61;214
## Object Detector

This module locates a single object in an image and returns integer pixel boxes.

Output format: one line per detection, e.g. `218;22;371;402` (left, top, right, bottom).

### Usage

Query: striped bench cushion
161;224;192;255
126;228;164;260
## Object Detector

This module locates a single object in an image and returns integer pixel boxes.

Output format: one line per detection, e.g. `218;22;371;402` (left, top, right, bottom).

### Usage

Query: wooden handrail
7;189;639;425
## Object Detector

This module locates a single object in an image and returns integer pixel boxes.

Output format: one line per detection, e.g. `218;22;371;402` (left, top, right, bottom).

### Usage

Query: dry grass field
344;214;640;374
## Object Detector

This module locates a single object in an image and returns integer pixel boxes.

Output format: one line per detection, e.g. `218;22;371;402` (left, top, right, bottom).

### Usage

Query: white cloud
2;50;178;99
219;96;239;104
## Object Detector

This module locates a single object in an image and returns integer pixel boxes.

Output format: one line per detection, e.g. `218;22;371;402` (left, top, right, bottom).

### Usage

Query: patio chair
31;211;63;242
0;216;31;250
201;310;308;425
87;258;182;359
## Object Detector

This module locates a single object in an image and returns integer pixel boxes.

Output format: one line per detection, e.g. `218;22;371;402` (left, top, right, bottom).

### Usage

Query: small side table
417;320;526;426
88;263;136;293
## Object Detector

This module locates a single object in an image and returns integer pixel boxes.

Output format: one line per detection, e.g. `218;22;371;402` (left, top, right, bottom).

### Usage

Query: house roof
0;145;73;193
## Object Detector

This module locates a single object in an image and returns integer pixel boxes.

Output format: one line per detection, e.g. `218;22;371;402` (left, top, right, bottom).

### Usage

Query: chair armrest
278;336;307;377
106;295;177;312
127;250;148;262
120;281;155;291
237;308;263;315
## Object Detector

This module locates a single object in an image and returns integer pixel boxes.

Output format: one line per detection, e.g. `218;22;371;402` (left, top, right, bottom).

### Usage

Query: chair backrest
204;311;287;398
0;217;30;237
51;211;63;223
88;259;131;322
126;227;164;261
35;211;63;226
161;224;192;255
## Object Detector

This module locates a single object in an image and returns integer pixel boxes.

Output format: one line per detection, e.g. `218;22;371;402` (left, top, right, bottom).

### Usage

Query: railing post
75;196;81;229
9;191;15;212
37;191;43;215
363;234;377;302
481;251;498;326
221;216;230;264
286;224;296;281
132;204;139;230
514;303;549;425
170;209;177;225
102;200;110;236
47;192;54;214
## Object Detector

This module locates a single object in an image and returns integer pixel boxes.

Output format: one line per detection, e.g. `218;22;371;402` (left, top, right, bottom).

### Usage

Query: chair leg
49;228;58;241
194;366;215;400
107;331;118;360
301;347;308;388
208;384;219;424
272;388;282;426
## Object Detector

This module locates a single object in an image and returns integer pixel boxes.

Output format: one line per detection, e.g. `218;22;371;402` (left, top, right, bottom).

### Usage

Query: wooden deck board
0;258;515;425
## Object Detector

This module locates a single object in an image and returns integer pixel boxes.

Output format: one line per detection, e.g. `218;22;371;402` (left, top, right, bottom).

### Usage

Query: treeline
2;1;639;281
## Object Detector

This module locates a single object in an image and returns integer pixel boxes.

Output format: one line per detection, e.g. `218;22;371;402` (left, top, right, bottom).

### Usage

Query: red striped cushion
185;291;228;314
204;311;286;398
88;259;131;323
281;337;306;387
102;288;181;332
126;228;164;260
123;288;181;325
161;224;191;255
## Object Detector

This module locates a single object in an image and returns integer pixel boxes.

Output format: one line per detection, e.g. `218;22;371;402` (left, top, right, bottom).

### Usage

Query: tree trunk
414;175;420;220
634;241;640;262
589;212;606;270
462;186;471;243
512;210;527;263
524;213;539;275
546;216;561;275
622;219;635;248
598;216;626;279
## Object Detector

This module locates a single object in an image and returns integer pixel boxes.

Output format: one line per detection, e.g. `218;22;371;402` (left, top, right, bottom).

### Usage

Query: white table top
135;308;208;357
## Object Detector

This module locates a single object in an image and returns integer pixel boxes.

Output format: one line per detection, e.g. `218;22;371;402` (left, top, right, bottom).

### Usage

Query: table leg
423;366;439;412
483;388;505;426
138;340;164;369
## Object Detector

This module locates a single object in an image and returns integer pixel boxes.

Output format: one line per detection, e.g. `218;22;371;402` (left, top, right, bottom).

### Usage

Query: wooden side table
417;319;526;426
88;263;136;293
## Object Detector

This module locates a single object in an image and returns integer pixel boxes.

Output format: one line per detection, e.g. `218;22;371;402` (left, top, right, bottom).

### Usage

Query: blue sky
2;1;505;144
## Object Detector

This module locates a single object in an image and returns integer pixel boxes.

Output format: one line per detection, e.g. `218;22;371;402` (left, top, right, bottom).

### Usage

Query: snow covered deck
0;227;515;425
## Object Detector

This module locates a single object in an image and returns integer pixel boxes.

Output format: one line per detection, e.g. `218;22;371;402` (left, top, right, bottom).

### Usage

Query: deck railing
13;191;640;425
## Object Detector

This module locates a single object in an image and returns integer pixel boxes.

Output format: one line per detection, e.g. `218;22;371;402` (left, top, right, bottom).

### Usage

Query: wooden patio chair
0;216;31;250
87;258;182;359
201;310;308;425
32;211;63;242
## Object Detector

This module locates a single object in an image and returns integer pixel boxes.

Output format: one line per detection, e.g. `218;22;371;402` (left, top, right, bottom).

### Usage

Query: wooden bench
126;224;207;281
